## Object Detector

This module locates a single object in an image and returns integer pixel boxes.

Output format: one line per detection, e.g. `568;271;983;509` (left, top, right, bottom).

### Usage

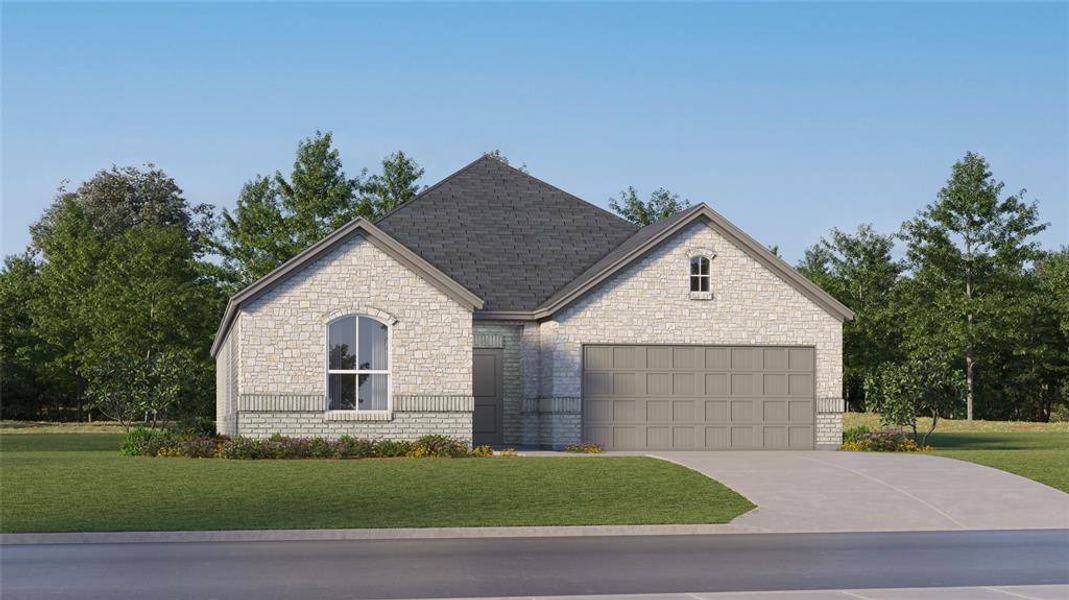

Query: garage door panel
672;373;696;395
731;373;755;396
763;373;788;396
763;400;788;422
789;426;813;448
706;348;731;370
672;400;695;422
789;400;812;423
763;426;788;449
646;400;670;422
647;373;671;395
706;373;730;395
788;373;813;396
731;400;754;422
613;372;643;395
583;345;814;450
705;427;730;448
705;400;729;422
763;348;788;370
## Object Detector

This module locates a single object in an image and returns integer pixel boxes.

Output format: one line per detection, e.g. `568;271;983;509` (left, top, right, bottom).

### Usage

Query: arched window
327;316;389;411
690;256;710;292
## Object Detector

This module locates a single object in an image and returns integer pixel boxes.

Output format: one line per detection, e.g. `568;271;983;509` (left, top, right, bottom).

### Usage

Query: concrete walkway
406;586;1069;600
649;451;1069;532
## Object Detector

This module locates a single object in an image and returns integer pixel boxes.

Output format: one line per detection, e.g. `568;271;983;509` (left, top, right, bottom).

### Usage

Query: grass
0;420;125;434
0;433;754;533
843;412;1069;493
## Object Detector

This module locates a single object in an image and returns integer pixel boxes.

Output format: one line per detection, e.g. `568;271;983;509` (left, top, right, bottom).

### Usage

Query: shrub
470;445;495;458
120;426;173;457
375;439;413;458
408;434;468;458
497;447;519;457
563;442;603;454
217;437;264;459
842;425;870;445
334;436;377;459
158;437;221;458
841;429;925;452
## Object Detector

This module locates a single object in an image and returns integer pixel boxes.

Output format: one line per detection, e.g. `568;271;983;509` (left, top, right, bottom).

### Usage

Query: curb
0;524;766;545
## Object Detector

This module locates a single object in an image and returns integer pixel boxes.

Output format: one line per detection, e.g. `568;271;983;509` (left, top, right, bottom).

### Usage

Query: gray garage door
582;345;815;450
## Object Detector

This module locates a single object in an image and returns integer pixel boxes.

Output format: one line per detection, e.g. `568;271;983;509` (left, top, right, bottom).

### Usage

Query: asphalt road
2;530;1068;600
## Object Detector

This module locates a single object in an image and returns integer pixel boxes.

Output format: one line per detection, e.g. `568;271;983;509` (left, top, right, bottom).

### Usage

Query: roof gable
376;156;638;311
210;218;482;357
535;204;854;322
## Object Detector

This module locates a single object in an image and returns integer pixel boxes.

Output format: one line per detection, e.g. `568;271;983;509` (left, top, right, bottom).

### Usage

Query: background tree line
1;137;1065;424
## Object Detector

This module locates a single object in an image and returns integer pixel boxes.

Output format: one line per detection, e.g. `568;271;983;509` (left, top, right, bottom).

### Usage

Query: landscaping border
0;524;764;545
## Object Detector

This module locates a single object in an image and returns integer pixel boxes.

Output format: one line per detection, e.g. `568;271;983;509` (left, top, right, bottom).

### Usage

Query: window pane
690;275;701;292
359;317;388;370
328;317;356;370
690;257;702;275
700;276;710;292
700;257;709;275
358;374;388;410
328;374;356;410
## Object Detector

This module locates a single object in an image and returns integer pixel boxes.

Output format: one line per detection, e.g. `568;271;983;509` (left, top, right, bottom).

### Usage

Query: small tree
864;356;966;446
609;186;691;226
84;352;190;430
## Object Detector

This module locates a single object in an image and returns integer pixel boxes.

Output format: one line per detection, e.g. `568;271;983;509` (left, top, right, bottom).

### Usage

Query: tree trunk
964;259;975;420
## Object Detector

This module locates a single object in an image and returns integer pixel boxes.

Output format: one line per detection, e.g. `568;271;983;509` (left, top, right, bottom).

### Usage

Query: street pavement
2;530;1067;599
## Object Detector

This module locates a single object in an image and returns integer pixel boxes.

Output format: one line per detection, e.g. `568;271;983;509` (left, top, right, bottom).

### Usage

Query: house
212;156;852;450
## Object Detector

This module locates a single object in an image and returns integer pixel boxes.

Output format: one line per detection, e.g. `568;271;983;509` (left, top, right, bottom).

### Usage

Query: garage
582;345;815;450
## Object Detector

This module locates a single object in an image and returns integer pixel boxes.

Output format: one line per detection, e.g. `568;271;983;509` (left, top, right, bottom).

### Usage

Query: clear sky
2;2;1066;262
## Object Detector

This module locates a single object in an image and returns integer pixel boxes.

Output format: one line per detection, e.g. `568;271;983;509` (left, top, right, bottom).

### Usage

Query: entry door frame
472;348;505;446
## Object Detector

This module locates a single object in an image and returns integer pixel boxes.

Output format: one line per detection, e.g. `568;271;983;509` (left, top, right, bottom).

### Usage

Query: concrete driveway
649;451;1069;532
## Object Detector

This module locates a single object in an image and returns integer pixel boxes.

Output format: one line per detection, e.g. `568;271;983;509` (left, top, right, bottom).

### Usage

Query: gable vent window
690;256;710;292
327;315;389;411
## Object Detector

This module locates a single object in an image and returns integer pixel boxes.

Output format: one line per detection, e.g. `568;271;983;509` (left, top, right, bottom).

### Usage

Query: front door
472;348;504;446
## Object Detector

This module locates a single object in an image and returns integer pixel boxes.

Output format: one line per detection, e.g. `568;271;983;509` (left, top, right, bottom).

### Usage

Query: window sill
689;291;714;301
324;410;393;422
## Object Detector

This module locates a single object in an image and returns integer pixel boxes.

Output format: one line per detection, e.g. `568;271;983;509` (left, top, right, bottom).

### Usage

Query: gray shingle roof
376;156;638;311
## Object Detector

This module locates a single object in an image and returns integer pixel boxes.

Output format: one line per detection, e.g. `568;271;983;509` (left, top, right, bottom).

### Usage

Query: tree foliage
865;356;967;445
215;132;426;285
899;152;1047;419
797;225;904;409
609;186;691;226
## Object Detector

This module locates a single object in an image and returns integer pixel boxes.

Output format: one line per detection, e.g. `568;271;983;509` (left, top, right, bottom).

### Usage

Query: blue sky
2;2;1066;262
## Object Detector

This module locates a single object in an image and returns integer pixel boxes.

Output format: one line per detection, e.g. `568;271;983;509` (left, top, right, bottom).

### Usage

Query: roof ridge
373;155;491;225
484;158;639;231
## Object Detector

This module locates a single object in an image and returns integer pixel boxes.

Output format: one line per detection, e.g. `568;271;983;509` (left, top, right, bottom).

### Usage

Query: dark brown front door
472;348;504;446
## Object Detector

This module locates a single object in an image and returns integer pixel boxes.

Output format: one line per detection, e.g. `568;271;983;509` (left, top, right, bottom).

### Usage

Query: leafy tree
15;166;221;421
31;165;213;255
363;151;425;217
216;133;425;285
483;149;528;173
609;186;691;226
865;356;966;446
899;152;1047;419
85;351;193;430
797;225;905;409
0;254;73;419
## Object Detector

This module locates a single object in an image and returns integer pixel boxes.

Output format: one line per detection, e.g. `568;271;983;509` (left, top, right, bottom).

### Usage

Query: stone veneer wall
222;233;474;442
214;320;239;436
543;221;845;449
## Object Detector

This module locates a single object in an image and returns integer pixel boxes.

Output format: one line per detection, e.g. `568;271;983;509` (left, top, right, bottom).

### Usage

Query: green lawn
843;412;1069;493
0;433;754;533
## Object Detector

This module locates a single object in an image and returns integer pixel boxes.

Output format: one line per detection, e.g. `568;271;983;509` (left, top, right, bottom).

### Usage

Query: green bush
841;429;924;452
120;427;173;457
408;434;469;458
563;442;603;454
842;425;870;444
375;439;413;457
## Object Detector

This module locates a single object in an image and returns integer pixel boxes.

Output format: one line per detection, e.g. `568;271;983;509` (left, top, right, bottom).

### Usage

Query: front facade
214;157;852;450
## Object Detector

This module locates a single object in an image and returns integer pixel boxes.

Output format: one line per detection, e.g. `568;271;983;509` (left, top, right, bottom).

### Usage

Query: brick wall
543;221;845;448
220;232;475;441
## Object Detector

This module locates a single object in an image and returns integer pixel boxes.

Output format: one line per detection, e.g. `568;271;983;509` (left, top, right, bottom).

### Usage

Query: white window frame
325;314;391;414
690;256;711;292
